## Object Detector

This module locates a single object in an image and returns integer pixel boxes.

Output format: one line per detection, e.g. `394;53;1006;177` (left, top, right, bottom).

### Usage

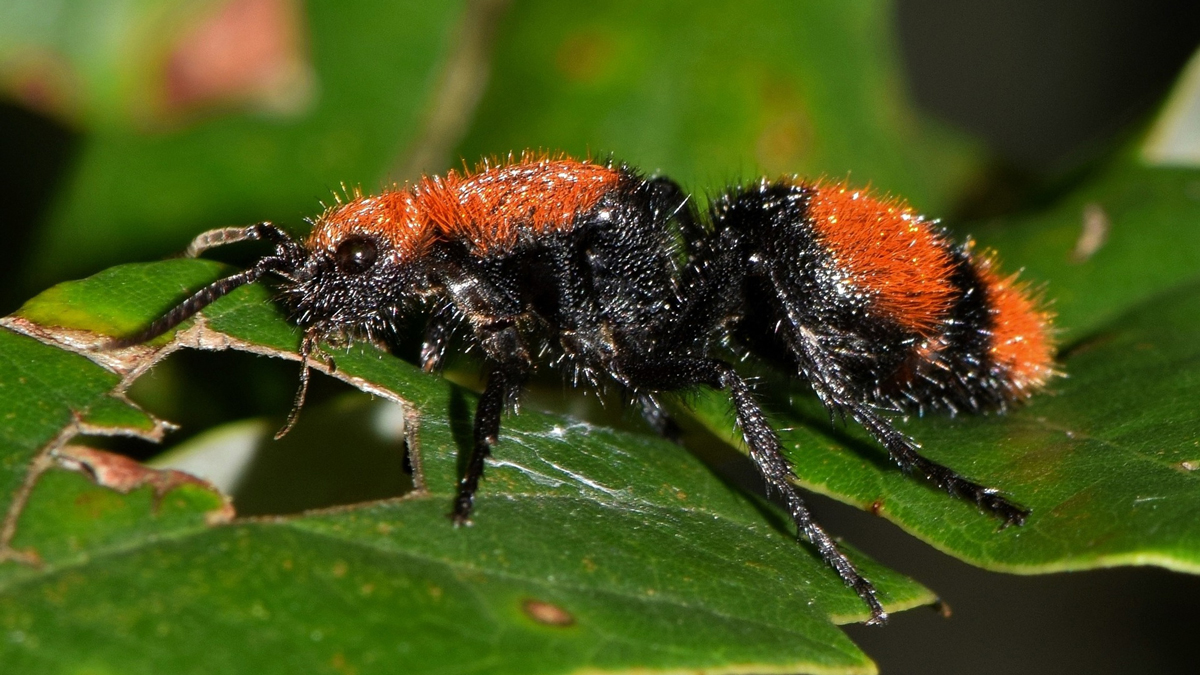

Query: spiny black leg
436;264;532;525
451;366;510;525
275;333;317;440
716;365;886;624
615;355;887;624
786;321;1030;526
852;405;1029;526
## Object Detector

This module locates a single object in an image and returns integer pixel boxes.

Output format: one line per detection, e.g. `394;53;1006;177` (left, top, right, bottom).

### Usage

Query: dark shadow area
828;487;1200;675
231;394;414;517
897;0;1200;175
1056;330;1118;362
898;0;1200;221
448;386;473;479
94;348;414;516
119;349;311;460
0;102;77;314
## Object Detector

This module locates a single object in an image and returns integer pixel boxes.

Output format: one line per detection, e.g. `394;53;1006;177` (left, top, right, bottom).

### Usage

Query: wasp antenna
183;222;285;258
185;226;258;258
107;266;265;348
108;222;305;349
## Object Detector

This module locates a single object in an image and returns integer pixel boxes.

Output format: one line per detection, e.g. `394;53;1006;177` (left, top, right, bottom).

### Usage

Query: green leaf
0;329;152;505
0;261;933;675
972;163;1200;341
148;399;416;518
457;0;983;214
9;2;1196;671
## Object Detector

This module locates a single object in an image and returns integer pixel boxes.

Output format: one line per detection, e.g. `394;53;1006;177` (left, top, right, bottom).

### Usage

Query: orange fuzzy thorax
804;183;956;337
308;155;622;259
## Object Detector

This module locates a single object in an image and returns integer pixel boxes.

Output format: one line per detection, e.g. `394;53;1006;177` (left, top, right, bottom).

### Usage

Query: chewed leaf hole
82;343;419;518
151;393;416;517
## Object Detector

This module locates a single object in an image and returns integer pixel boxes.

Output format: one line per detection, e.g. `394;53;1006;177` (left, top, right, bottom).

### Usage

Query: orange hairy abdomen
975;256;1056;396
804;183;956;337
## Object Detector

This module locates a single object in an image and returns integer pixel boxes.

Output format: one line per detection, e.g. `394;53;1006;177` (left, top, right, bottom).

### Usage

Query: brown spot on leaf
1072;202;1110;263
522;599;575;627
329;651;358;675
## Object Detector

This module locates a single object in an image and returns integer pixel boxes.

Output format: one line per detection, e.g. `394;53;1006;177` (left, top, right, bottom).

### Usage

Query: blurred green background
2;0;1199;673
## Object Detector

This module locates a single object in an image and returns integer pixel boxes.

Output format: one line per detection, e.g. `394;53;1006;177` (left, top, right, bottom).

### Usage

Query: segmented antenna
107;222;298;348
107;267;269;348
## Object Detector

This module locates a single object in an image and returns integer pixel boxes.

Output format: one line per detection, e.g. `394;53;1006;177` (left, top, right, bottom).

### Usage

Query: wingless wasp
115;153;1055;623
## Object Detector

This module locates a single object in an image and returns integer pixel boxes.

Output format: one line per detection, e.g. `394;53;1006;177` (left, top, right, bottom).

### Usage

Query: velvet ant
114;153;1055;624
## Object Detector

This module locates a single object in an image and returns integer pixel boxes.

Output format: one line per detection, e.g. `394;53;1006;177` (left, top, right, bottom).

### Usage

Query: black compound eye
333;235;378;275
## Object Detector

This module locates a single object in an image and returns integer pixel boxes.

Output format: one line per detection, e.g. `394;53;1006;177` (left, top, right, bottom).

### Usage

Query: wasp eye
334;235;378;274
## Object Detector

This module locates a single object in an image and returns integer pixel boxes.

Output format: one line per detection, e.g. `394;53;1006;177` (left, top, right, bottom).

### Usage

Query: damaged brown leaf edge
0;312;423;568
